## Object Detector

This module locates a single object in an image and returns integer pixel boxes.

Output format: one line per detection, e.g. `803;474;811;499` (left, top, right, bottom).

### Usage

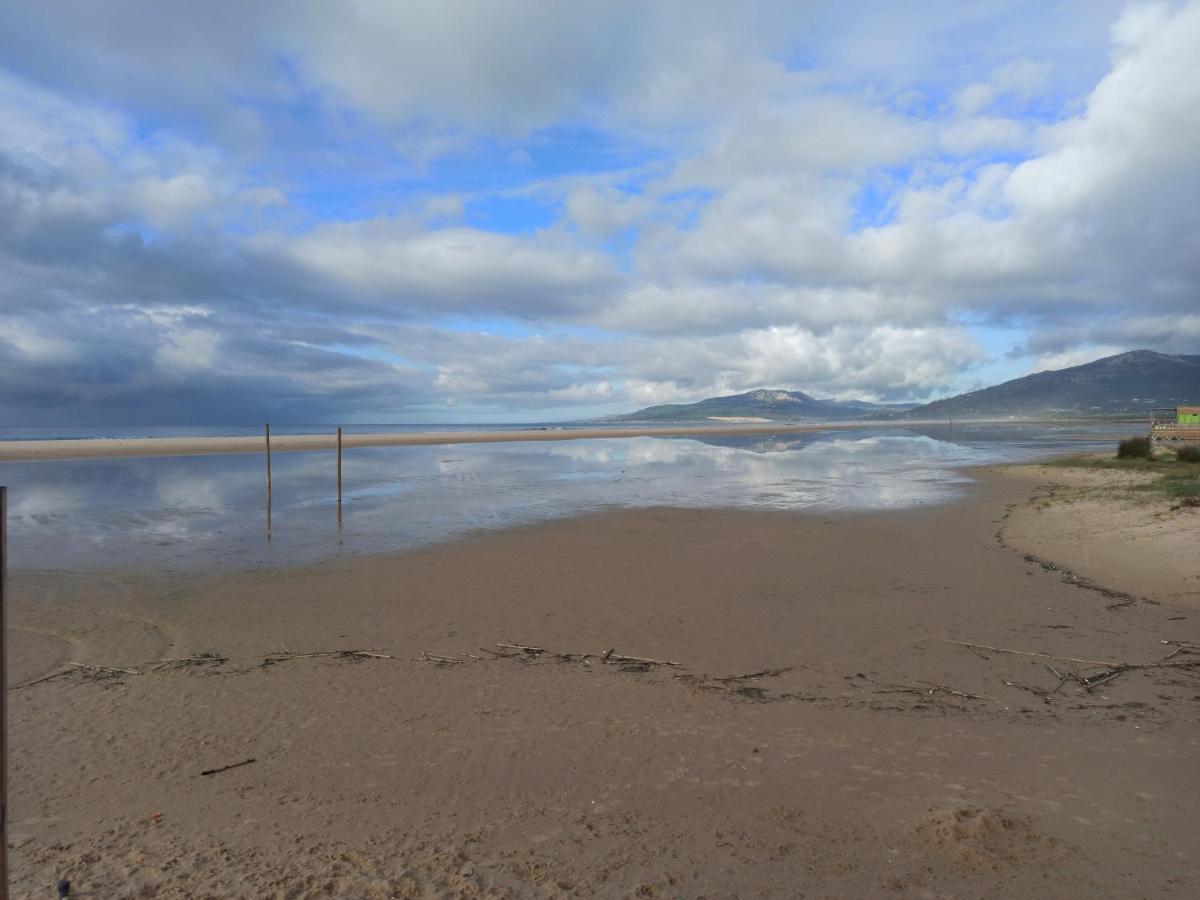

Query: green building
1151;406;1200;440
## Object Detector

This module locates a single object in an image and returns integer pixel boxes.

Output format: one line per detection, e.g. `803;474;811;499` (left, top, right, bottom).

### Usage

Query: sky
0;0;1197;424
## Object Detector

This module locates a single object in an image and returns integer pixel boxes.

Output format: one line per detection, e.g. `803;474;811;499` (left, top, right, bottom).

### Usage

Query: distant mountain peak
746;389;813;403
603;387;911;423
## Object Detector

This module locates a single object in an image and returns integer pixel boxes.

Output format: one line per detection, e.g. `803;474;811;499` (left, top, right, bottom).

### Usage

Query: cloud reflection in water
0;426;1118;571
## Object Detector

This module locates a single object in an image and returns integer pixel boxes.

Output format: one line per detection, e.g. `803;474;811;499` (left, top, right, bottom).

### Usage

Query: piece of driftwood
1044;664;1071;694
14;669;74;689
1160;641;1200;661
262;649;392;665
497;643;546;655
859;674;987;701
964;644;990;661
66;662;140;676
1003;680;1055;702
1079;669;1123;691
200;758;256;776
943;640;1117;667
491;642;679;667
712;667;793;682
151;652;227;671
917;681;988;700
1026;651;1200;696
419;651;462;666
604;652;680;667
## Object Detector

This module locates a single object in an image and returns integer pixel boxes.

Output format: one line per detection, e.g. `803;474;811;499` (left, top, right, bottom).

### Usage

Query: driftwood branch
493;643;680;668
942;639;1116;667
712;667;793;683
1003;680;1055;702
66;662;140;676
1044;664;1070;695
604;652;680;667
419;650;462;666
858;674;987;701
1160;641;1200;661
497;643;546;655
13;669;74;689
262;649;393;665
954;637;1200;696
200;758;257;776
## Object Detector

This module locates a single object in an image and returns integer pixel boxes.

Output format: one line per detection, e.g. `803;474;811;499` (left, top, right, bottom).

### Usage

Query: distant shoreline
0;418;1140;462
0;423;861;462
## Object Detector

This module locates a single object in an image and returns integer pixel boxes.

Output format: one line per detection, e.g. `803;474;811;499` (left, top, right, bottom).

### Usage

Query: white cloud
952;82;995;116
132;173;216;230
0;1;1195;421
0;318;77;362
937;116;1026;155
565;187;651;240
1027;345;1128;373
267;219;617;318
154;326;220;375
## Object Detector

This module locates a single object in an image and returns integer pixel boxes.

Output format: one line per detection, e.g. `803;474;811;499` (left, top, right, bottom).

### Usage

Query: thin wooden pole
336;427;343;518
1;484;9;900
264;424;272;535
264;423;272;495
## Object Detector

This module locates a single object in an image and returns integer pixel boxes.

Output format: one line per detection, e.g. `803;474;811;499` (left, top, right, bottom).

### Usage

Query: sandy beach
6;463;1199;897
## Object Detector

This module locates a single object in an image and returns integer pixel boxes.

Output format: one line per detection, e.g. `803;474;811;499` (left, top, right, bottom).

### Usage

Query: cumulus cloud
264;219;616;319
0;1;1195;422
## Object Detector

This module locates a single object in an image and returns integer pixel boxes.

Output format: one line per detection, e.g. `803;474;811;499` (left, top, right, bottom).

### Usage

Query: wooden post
265;424;272;535
336;427;343;517
264;423;272;496
1;485;8;900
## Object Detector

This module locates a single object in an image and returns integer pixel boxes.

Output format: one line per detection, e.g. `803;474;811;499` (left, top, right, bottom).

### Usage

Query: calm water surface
0;424;1131;571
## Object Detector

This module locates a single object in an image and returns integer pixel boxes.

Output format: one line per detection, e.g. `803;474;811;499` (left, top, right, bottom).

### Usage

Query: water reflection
0;426;1122;571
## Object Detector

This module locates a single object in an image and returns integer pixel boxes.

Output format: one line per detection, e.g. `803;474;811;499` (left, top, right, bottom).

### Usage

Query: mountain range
603;351;1199;423
603;389;915;423
900;350;1199;419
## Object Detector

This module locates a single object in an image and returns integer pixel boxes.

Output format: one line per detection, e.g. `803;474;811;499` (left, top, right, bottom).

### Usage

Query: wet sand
0;424;866;462
6;466;1199;897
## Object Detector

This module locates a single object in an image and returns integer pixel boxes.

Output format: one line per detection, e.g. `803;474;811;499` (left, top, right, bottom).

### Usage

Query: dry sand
998;463;1200;608
0;424;865;462
6;466;1200;897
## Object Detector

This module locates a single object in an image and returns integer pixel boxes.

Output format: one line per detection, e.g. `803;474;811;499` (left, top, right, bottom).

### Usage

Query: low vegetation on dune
1116;435;1153;459
1046;443;1200;503
1175;444;1200;464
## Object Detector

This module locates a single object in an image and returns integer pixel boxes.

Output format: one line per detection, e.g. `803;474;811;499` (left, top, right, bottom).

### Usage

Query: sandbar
0;423;865;462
